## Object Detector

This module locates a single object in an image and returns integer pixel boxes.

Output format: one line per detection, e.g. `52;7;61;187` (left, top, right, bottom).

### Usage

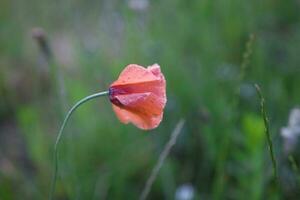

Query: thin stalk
139;119;185;200
254;84;279;183
288;155;300;186
32;27;67;117
238;33;255;83
49;91;109;200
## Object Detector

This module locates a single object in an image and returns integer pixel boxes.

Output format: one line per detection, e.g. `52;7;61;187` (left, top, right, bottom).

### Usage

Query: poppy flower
109;64;166;130
49;63;166;199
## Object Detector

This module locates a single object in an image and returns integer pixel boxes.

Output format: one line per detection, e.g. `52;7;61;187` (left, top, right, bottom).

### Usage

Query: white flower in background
288;108;300;127
281;108;300;153
175;183;195;200
128;0;149;11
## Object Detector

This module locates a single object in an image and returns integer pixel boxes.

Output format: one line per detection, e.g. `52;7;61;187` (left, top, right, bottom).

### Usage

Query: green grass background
1;0;300;199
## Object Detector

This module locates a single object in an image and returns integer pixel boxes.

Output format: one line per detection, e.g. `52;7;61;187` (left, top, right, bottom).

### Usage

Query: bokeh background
1;0;300;199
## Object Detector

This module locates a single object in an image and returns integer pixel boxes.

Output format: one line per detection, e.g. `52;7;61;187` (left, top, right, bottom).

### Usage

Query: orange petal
109;64;166;130
111;64;160;87
112;104;163;130
116;92;163;114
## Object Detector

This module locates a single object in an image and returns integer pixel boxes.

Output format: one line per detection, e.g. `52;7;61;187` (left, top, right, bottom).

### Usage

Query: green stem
49;90;109;200
288;155;300;186
254;84;279;184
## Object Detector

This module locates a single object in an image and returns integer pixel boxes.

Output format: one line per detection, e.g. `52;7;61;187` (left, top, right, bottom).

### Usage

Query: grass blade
254;84;278;183
139;119;185;200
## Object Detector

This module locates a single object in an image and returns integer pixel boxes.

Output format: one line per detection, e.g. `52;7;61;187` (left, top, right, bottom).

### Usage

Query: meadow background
1;0;300;199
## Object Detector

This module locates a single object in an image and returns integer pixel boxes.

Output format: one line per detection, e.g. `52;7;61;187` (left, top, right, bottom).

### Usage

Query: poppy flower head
109;64;166;130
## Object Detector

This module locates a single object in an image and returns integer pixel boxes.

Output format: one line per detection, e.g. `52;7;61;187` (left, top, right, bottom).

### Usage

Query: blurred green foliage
1;0;300;199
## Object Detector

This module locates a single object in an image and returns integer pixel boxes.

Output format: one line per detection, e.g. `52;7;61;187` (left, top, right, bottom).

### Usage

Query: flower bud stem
49;90;109;200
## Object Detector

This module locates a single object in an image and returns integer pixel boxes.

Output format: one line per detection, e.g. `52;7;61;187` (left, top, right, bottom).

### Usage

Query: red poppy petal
147;64;162;78
112;104;163;130
110;64;166;130
113;92;164;129
111;64;160;87
116;92;163;113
